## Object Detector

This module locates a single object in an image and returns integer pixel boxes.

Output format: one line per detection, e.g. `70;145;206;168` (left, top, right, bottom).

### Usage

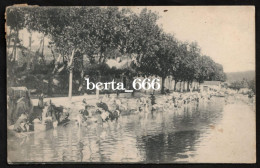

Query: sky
19;6;255;73
138;6;255;73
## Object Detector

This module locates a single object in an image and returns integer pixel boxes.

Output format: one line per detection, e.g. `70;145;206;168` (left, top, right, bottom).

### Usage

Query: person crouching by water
150;93;156;112
96;98;110;122
81;98;90;116
13;113;29;132
12;93;32;125
136;99;143;113
98;98;121;122
38;93;45;109
106;99;121;121
76;99;90;126
46;100;59;128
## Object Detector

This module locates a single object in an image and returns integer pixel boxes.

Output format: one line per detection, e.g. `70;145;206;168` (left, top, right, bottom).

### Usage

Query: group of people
40;99;70;128
75;96;124;126
135;92;211;114
9;94;70;133
9;91;214;132
74;91;213;127
7;92;33;132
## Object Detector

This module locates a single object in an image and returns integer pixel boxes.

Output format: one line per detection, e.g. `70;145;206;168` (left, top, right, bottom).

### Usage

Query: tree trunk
190;81;194;92
78;69;84;94
40;35;45;64
42;35;44;57
174;80;177;91
180;81;183;92
98;52;103;63
13;27;18;61
96;88;100;99
47;76;52;96
68;49;76;100
132;89;135;97
130;76;135;97
29;32;32;51
68;69;73;99
161;76;166;94
78;53;85;94
96;73;101;99
185;81;188;92
187;81;190;92
7;28;12;49
27;32;32;69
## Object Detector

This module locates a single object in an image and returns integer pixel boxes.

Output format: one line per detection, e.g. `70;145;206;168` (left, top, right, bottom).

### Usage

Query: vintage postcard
6;6;255;163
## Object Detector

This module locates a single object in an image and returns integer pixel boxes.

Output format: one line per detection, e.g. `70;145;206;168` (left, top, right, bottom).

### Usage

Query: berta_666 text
85;78;161;92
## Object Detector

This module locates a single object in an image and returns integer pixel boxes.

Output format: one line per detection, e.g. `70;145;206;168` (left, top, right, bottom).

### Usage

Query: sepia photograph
6;5;255;163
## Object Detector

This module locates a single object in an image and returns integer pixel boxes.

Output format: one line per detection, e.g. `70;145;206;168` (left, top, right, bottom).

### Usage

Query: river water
7;96;255;163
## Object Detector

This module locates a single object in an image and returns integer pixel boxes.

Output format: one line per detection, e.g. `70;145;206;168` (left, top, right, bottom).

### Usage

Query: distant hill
226;70;255;82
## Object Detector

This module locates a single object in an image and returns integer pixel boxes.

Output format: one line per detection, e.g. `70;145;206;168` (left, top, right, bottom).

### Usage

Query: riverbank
39;91;208;111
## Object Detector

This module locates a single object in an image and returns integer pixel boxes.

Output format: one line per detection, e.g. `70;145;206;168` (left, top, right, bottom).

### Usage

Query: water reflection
8;97;228;163
136;98;224;163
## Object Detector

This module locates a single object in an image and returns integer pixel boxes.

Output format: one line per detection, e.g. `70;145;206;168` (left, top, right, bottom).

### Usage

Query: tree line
6;6;226;95
229;78;255;94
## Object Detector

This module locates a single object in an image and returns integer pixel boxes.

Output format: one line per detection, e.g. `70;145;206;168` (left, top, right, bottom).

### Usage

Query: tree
229;81;244;91
196;55;226;84
6;7;28;87
172;42;200;91
247;79;255;94
211;63;226;82
113;8;166;93
184;42;201;91
6;7;25;61
196;55;216;83
135;33;179;94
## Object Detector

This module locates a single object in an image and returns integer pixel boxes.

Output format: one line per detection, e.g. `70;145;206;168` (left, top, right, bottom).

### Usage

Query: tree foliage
6;6;227;95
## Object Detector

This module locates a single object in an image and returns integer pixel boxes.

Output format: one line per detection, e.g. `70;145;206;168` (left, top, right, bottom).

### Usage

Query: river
7;96;255;163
